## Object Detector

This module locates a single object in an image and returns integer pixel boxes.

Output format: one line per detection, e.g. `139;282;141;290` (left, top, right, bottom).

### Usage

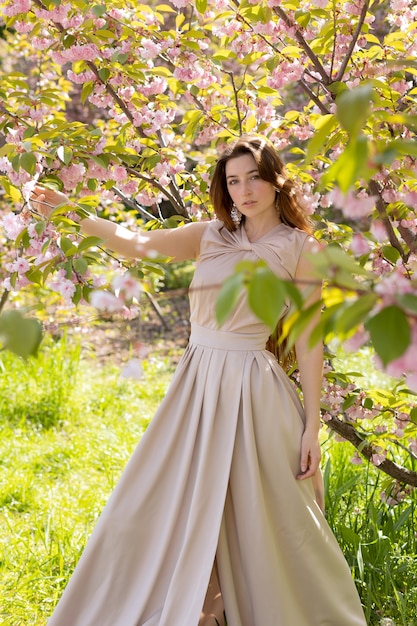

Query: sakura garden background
0;0;417;623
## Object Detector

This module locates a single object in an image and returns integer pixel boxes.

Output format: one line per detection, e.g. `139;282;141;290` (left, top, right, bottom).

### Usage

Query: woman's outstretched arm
30;186;208;262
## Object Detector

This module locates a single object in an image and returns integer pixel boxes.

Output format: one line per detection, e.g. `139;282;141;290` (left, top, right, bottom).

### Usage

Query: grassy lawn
0;335;416;625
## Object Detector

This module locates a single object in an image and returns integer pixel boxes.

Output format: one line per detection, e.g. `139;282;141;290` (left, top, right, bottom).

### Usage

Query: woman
32;135;366;625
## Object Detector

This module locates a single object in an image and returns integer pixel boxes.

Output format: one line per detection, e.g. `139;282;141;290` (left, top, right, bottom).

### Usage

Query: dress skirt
47;325;366;626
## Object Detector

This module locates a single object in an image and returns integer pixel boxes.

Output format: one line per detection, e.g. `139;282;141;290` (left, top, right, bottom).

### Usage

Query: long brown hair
209;134;313;235
210;135;314;368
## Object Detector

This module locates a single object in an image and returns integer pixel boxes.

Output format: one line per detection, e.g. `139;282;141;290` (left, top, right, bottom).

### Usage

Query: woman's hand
296;428;321;481
29;185;70;218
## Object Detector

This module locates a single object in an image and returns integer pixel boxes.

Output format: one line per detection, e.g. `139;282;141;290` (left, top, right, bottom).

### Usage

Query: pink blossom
1;213;26;239
267;61;304;89
343;328;370;352
381;188;399;203
343;191;376;220
404;190;417;209
53;43;100;65
67;69;96;85
120;358;143;381
350;451;363;465
139;38;162;60
350;233;370;256
119;179;139;195
9;258;30;274
170;0;193;7
406;372;417;392
370;220;387;242
140;77;168;97
390;0;410;10
3;0;31;17
48;269;76;303
59;163;86;190
0;157;12;173
90;290;124;312
371;450;387;466
108;8;123;19
112;165;128;183
34;4;69;22
14;20;33;33
112;272;142;300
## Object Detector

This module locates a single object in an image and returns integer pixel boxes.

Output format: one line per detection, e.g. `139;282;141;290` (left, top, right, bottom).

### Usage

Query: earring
230;203;242;226
275;189;281;215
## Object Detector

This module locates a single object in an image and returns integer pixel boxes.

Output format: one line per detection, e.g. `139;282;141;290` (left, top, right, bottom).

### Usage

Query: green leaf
283;280;303;310
381;245;400;264
20;152;37;175
319;135;370;192
0;310;42;358
81;81;95;104
336;83;374;137
305;114;337;164
215;272;244;327
247;268;286;331
195;0;207;13
396;293;417;314
92;4;107;17
365;305;411;366
57;145;73;165
59;237;78;256
335;293;378;335
98;68;110;82
73;257;89;275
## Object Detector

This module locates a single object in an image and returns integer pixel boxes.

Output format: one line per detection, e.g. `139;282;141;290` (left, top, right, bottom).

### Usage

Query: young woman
32;135;366;626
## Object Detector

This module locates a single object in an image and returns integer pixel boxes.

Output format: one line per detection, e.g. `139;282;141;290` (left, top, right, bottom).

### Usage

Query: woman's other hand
296;429;321;481
29;186;70;218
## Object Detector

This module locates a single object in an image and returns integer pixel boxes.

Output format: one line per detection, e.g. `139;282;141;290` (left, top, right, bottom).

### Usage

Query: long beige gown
47;220;367;626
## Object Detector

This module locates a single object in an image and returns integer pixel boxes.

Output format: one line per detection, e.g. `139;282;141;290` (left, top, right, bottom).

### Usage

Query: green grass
0;336;172;625
0;336;416;625
322;438;417;625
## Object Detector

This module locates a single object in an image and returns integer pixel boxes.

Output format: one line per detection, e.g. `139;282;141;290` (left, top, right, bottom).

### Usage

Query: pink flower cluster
267;60;304;89
327;188;376;220
52;43;100;64
90;271;142;315
48;268;76;304
2;0;31;17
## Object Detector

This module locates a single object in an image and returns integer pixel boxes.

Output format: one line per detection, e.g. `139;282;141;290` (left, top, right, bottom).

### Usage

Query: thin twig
335;0;370;82
111;187;163;223
299;79;331;115
125;167;189;218
368;179;408;261
223;70;243;135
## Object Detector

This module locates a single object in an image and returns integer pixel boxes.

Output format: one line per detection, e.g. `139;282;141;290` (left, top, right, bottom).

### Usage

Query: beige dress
47;221;367;626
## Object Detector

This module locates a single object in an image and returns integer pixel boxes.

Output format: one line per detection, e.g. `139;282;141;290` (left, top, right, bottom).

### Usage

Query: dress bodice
189;220;309;337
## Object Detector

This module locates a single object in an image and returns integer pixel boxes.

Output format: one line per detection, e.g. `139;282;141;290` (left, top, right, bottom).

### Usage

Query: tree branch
125;167;190;219
111;187;163;223
335;0;370;83
273;6;331;85
299;79;331;115
368;179;408;261
325;415;417;486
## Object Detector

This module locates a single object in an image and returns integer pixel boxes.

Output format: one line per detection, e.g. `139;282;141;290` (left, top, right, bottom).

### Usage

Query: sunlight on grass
0;337;172;625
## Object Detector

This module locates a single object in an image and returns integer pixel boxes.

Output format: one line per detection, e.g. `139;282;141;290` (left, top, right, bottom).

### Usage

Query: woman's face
225;153;277;221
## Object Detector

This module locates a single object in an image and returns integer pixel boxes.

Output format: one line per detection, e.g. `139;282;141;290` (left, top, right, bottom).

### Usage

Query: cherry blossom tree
0;0;416;491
